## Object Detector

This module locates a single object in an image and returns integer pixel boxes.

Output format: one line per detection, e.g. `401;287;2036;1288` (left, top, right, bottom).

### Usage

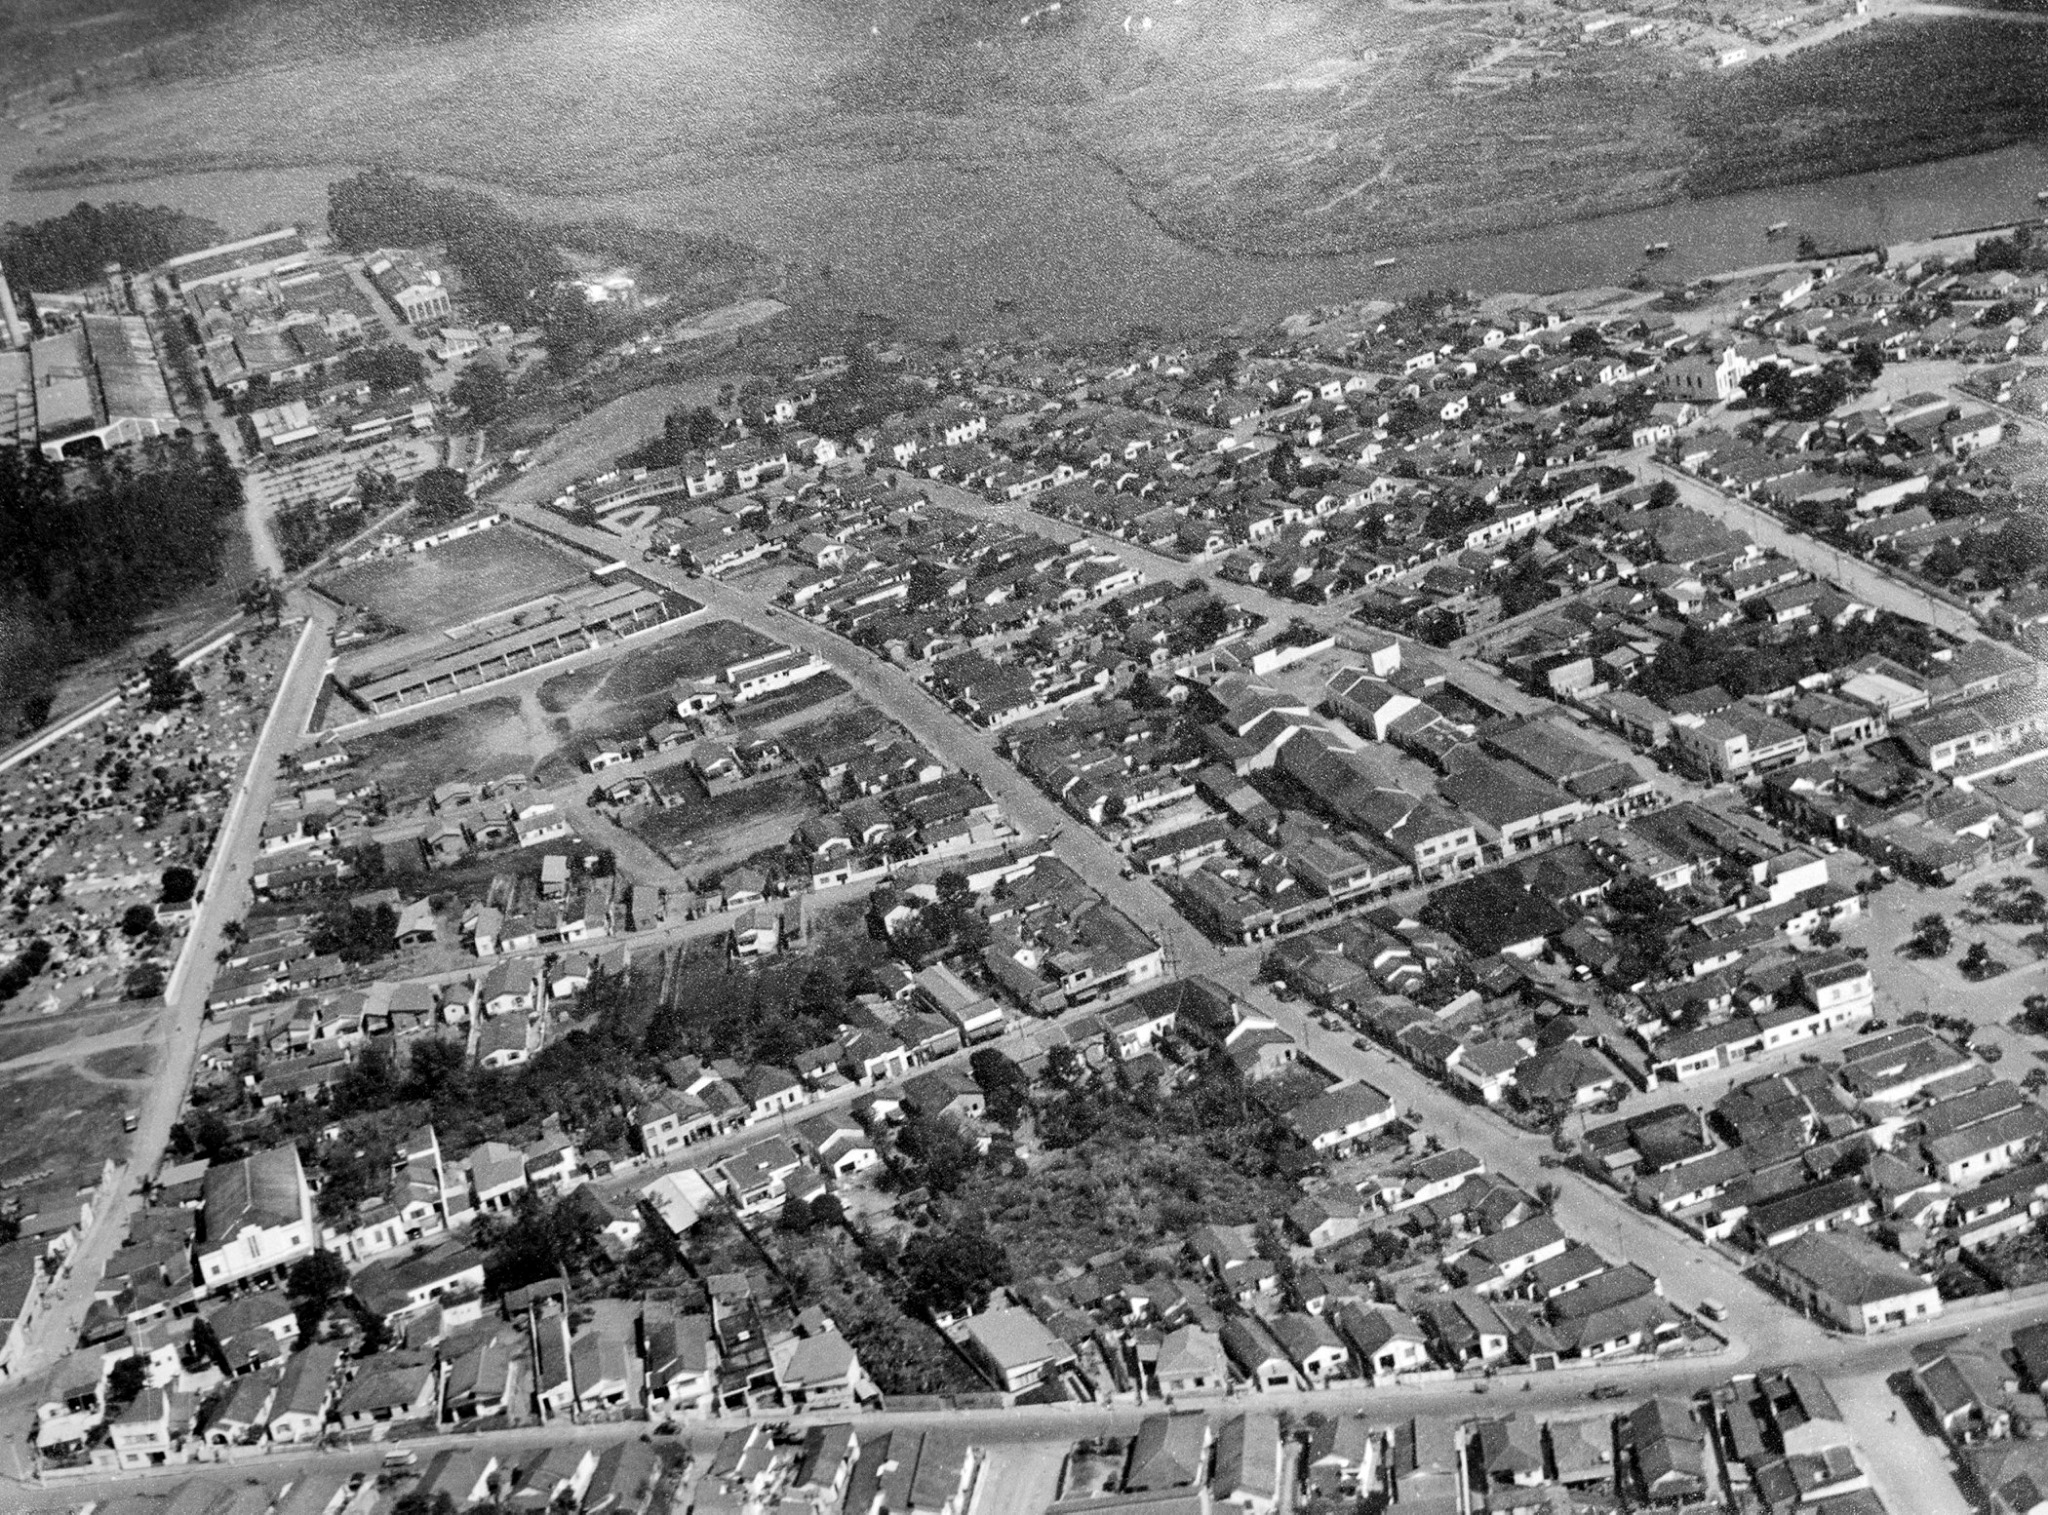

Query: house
1332;1301;1431;1381
266;1343;342;1443
1268;1312;1350;1386
1282;1083;1398;1155
1914;1340;2018;1445
959;1307;1073;1393
915;963;1005;1043
350;1240;486;1331
109;1386;197;1470
1125;1412;1212;1492
1154;1325;1229;1397
1624;1396;1708;1505
775;1325;875;1411
335;1358;437;1430
844;1430;983;1515
643;1303;719;1420
1220;1315;1301;1392
1755;1231;1942;1334
1211;1410;1285;1515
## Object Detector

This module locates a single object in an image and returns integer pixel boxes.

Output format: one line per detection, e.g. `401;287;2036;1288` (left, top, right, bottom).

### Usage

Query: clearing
339;695;550;799
318;528;588;634
632;772;820;881
0;1066;133;1190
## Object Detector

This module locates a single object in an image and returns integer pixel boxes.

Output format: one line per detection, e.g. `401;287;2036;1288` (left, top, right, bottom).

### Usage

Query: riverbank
6;0;2046;344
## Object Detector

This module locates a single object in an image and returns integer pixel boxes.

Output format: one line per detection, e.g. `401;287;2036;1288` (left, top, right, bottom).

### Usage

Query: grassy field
536;618;774;717
82;1044;156;1080
318;529;588;633
0;1066;131;1189
633;771;818;880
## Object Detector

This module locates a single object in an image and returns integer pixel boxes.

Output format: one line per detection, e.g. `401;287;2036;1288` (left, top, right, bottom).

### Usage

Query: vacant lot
775;702;894;763
341;694;549;798
537;617;774;719
633;771;818;880
0;1066;130;1189
319;528;588;633
82;1044;157;1081
498;377;736;506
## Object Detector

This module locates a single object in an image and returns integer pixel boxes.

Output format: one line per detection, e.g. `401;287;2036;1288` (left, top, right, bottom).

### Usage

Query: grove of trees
0;436;243;736
1;201;225;294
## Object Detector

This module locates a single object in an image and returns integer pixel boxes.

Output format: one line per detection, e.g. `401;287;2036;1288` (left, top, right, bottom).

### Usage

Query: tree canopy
0;437;242;736
2;202;226;293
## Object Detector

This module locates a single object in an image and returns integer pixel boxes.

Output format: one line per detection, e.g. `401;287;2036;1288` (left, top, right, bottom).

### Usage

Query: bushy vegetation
0;436;243;736
903;1050;1311;1280
1633;613;1938;706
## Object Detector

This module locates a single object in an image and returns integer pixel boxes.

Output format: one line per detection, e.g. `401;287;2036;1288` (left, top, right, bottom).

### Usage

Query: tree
1960;941;2006;982
160;866;198;906
311;902;398;964
894;1109;979;1193
287;1248;351;1344
1045;1043;1083;1088
124;963;165;1001
341;343;427;393
1907;913;1953;959
392;1495;459;1515
970;1047;1031;1126
1;202;226;293
899;1224;1012;1317
120;903;159;939
139;645;194;712
239;573;285;625
1648;480;1679;509
411;468;471;527
105;1354;148;1409
450;358;511;426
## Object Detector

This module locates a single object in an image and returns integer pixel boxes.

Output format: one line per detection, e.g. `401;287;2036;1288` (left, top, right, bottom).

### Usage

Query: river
5;128;2046;339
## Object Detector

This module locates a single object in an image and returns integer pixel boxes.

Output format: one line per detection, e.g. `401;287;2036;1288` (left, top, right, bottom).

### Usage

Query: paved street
502;501;1779;1335
1829;1369;1971;1515
1646;460;1981;640
2;607;335;1399
4;449;2030;1495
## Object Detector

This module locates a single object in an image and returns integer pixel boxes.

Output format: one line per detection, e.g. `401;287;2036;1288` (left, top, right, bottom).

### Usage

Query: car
1588;1383;1626;1400
382;1450;418;1468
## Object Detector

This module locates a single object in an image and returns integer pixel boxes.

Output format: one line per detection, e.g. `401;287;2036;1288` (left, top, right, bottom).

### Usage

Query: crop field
318;528;588;633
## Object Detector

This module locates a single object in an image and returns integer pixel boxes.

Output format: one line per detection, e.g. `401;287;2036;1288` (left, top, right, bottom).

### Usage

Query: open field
0;1066;132;1189
82;1044;156;1081
0;1013;131;1066
536;617;774;717
338;694;545;798
497;376;737;505
632;771;819;881
335;618;782;796
317;528;588;633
